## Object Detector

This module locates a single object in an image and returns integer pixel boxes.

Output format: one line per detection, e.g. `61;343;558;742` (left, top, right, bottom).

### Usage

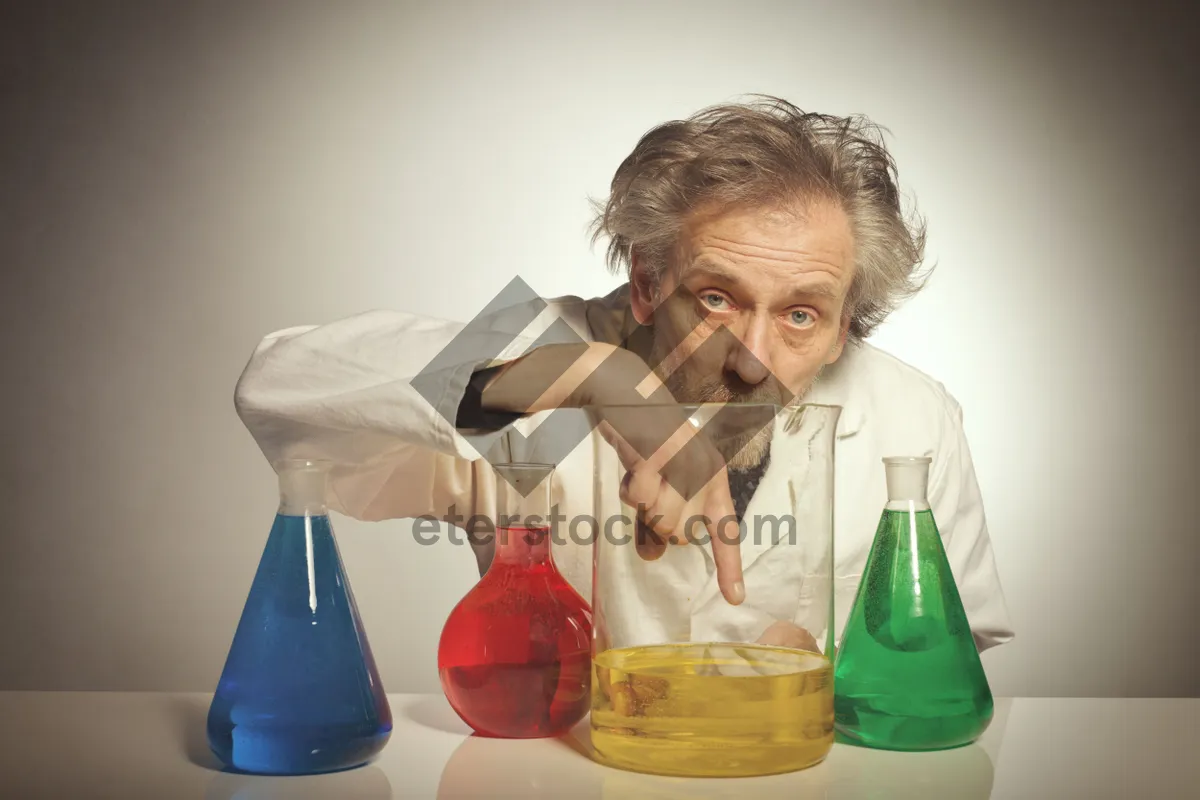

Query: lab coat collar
804;346;866;439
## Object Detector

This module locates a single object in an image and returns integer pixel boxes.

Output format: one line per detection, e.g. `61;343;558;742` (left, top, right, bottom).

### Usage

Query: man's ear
629;249;658;325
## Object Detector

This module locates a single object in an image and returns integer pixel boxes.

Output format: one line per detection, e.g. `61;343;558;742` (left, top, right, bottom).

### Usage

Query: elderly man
234;97;1013;654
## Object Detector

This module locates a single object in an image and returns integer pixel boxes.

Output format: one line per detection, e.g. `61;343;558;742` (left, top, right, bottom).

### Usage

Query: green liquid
833;507;993;751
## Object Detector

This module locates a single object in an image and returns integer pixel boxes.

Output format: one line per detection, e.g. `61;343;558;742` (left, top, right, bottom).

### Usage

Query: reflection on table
435;700;1009;800
205;766;394;800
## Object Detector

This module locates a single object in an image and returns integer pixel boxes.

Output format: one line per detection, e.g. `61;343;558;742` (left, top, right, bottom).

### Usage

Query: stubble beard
650;330;821;472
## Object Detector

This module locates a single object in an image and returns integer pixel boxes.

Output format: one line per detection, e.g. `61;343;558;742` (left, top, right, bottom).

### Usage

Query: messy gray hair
590;96;929;342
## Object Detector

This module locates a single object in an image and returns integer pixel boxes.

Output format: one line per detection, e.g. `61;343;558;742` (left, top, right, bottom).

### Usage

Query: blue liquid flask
207;459;392;774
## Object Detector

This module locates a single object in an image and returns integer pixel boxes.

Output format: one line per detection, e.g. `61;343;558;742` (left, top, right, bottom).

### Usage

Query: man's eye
790;310;813;326
701;294;728;309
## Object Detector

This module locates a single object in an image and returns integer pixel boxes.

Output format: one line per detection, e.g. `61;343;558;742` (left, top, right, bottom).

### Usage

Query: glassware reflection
205;765;392;800
435;720;997;799
822;743;994;799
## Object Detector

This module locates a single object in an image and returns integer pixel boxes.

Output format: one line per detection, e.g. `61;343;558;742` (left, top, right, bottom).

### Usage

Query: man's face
630;199;855;467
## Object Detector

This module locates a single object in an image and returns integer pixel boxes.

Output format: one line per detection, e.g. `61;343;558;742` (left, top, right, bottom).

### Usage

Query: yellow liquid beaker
590;642;834;777
585;402;842;778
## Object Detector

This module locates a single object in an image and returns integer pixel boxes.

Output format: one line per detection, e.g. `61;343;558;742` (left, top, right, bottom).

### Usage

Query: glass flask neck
883;456;932;511
492;463;555;567
275;459;331;516
492;527;553;567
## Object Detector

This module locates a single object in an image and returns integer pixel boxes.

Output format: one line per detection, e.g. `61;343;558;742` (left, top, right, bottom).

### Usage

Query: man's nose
724;311;773;385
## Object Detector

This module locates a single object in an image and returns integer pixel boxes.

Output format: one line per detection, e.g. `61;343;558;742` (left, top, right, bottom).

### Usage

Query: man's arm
235;308;746;604
928;395;1015;653
233;308;526;522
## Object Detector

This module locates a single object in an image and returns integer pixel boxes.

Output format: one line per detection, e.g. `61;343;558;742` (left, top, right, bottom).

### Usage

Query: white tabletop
0;692;1195;798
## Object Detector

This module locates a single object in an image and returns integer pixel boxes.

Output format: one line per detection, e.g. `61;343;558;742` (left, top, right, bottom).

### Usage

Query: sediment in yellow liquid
590;642;834;777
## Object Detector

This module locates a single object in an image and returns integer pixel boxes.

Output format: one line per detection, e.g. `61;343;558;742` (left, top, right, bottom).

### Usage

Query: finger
619;476;669;561
756;622;820;652
634;517;667;561
646;419;700;474
704;477;744;605
658;426;726;506
680;507;711;546
658;500;703;547
623;463;662;511
600;406;687;464
646;486;685;543
619;467;663;516
599;420;646;471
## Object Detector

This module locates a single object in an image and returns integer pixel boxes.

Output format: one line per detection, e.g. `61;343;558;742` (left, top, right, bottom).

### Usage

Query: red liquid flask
437;464;592;738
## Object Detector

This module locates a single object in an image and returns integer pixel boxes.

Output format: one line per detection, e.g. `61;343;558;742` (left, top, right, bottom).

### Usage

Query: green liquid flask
833;456;993;751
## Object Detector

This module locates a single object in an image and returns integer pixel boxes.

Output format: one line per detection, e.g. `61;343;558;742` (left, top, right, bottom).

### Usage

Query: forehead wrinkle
693;230;849;272
702;234;834;264
686;255;844;301
677;197;854;270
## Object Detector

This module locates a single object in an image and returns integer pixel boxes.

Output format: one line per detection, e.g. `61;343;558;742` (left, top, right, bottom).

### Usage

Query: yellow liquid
590;643;834;777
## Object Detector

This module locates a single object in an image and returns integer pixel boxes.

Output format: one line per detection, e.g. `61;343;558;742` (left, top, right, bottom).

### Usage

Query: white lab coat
234;286;1015;653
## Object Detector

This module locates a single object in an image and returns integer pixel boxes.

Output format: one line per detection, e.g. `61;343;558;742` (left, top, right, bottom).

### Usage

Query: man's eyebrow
790;283;841;301
687;257;744;285
686;257;842;302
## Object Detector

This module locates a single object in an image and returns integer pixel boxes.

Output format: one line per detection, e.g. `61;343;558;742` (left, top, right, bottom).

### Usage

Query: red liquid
437;527;592;738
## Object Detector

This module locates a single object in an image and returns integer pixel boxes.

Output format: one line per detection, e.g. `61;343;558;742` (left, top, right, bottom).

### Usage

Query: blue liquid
207;513;392;774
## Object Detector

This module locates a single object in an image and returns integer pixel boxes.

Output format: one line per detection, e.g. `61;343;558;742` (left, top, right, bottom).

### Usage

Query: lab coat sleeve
232;308;537;526
929;395;1016;653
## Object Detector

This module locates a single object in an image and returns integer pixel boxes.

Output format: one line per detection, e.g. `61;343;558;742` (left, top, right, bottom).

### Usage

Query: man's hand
480;342;745;605
592;407;745;605
756;621;820;653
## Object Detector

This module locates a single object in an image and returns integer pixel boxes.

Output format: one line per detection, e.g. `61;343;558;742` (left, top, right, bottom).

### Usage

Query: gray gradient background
1;0;1196;698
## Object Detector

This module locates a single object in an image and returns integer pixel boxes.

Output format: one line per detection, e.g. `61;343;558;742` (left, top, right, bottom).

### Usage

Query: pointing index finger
704;476;744;605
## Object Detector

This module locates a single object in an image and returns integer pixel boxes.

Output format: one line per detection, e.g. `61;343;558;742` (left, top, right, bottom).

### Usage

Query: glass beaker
833;456;994;750
207;459;392;775
438;463;593;738
586;402;841;778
